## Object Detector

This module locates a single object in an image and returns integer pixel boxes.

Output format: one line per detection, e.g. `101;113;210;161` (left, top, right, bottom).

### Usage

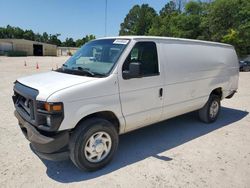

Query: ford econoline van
13;36;239;171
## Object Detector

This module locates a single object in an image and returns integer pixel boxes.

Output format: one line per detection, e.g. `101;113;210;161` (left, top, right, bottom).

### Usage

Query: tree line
119;0;250;57
0;25;95;47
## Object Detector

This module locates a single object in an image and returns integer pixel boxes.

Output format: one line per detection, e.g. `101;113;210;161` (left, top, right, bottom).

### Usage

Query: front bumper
15;110;69;161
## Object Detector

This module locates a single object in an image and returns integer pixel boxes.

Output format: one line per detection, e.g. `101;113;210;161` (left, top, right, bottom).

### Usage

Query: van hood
17;71;97;101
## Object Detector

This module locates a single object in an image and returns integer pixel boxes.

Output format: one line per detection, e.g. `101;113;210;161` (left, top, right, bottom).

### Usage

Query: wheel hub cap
84;131;112;163
210;101;219;118
95;142;105;153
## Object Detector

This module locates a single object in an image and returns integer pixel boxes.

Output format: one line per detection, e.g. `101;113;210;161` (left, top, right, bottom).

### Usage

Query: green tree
5;25;15;38
208;0;240;41
119;4;157;35
75;35;96;47
176;1;203;39
198;2;211;40
13;27;24;39
0;27;4;38
208;0;250;56
48;34;62;46
42;32;49;43
122;0;249;56
85;34;96;42
149;1;179;36
159;1;178;17
34;33;43;42
62;37;76;47
185;1;203;15
23;30;35;40
175;0;186;12
75;39;84;47
0;25;25;39
0;25;96;48
149;1;203;38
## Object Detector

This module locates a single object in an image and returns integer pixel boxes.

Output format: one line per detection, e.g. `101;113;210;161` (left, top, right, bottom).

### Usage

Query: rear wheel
198;94;221;123
69;118;118;171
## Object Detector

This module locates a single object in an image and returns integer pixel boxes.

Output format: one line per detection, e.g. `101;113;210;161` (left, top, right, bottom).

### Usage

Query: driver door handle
159;88;163;97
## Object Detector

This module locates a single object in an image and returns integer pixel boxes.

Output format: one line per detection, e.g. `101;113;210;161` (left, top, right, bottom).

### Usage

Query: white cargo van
13;36;239;171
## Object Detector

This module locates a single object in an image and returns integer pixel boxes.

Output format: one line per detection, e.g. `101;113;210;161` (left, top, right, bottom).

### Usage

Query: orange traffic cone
36;63;39;69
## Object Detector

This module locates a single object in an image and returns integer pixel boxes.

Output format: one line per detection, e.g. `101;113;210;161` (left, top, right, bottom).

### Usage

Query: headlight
36;101;64;131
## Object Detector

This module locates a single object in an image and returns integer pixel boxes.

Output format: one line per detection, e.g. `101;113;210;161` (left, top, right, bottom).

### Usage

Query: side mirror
123;62;141;79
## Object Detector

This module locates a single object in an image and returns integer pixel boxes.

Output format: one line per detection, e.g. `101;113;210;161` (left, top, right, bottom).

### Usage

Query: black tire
69;118;119;171
198;94;221;123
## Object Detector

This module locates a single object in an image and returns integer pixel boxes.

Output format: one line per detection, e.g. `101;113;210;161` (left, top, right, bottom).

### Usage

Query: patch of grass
6;51;27;57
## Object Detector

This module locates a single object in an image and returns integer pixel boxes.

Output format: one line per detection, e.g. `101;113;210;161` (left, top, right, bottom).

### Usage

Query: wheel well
211;87;222;99
74;111;120;133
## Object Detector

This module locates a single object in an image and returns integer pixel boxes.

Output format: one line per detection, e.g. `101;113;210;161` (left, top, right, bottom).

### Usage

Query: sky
0;0;169;41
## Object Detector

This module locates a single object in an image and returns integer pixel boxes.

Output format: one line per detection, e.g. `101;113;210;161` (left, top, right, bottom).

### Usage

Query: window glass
63;39;129;76
123;42;159;76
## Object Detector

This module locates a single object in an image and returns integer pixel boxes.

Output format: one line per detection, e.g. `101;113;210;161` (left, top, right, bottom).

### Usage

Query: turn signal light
44;102;63;112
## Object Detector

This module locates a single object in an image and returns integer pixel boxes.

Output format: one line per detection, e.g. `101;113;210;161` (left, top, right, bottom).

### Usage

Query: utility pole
105;0;107;36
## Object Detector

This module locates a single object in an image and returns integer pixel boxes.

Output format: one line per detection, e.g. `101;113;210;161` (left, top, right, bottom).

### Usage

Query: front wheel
69;118;119;171
198;94;221;123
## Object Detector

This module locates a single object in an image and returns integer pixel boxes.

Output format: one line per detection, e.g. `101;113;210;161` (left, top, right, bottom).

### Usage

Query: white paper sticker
113;39;129;45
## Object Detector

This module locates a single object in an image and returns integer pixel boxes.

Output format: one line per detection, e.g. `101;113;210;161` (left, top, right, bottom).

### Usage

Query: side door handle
159;88;163;97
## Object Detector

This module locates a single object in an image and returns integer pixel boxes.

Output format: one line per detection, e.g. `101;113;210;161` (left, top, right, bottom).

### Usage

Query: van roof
98;36;233;48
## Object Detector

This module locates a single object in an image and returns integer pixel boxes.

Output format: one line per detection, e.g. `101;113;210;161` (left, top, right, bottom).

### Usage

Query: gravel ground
0;56;250;188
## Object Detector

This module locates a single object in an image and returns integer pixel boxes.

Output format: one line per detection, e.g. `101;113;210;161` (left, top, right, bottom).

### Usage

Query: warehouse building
0;39;57;56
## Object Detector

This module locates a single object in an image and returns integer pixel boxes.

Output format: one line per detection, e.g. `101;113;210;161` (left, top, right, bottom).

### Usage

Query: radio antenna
105;0;107;36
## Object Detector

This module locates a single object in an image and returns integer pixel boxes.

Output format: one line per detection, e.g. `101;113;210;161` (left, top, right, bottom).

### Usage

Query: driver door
118;41;164;132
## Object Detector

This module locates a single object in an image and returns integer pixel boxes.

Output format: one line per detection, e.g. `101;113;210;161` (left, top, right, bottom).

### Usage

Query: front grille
15;93;35;120
13;82;39;126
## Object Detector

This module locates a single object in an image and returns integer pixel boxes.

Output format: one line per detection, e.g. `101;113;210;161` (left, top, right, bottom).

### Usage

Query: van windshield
58;39;129;77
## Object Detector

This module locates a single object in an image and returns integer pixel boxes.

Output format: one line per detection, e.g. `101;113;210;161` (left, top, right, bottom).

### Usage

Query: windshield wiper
72;66;106;77
56;65;105;77
72;66;95;76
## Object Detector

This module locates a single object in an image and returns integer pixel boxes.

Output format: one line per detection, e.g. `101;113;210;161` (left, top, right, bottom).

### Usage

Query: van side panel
222;48;239;98
159;41;238;120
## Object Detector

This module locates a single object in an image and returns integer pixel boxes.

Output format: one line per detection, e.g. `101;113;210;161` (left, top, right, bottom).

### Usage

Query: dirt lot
0;56;250;188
